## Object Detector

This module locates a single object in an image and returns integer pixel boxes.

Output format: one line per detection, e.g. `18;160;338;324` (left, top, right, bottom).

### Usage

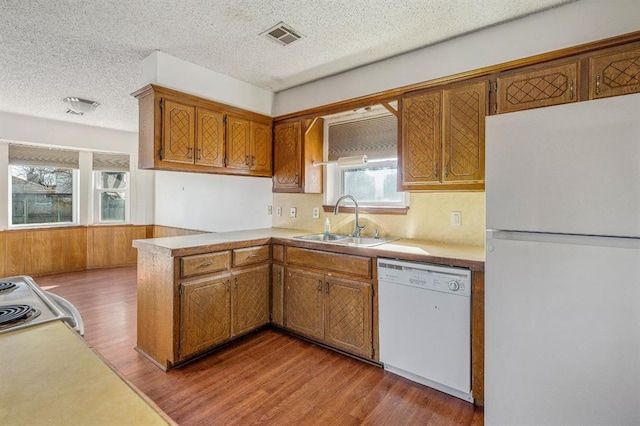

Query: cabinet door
401;90;442;187
443;81;487;183
180;275;231;360
195;107;225;167
273;121;302;191
271;264;284;327
250;122;273;174
226;116;251;170
284;267;324;340
590;45;640;99
496;61;578;114
161;99;195;164
232;264;270;336
324;277;372;359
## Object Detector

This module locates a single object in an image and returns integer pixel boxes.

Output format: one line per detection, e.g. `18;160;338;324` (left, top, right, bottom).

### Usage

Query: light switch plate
290;207;297;218
312;207;320;219
267;205;272;215
276;206;282;216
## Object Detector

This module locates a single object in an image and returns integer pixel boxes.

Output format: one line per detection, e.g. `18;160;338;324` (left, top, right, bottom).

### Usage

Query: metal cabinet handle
569;80;575;99
294;173;299;184
435;163;439;179
199;261;213;268
226;280;230;291
317;280;323;292
596;75;601;95
444;164;449;178
325;282;330;294
235;277;238;290
187;147;193;158
245;155;250;165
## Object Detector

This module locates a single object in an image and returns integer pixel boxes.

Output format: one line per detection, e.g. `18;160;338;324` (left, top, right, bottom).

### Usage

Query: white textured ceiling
0;0;573;132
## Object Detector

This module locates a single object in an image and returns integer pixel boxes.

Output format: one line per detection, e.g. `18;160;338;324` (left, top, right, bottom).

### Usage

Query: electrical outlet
312;207;320;219
290;207;297;218
267;205;272;215
276;206;282;217
451;211;462;227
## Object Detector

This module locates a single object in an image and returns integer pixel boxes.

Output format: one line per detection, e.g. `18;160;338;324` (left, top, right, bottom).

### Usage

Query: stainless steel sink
294;233;395;247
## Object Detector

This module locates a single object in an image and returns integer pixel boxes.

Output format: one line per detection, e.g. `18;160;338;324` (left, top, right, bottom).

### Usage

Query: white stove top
0;276;76;335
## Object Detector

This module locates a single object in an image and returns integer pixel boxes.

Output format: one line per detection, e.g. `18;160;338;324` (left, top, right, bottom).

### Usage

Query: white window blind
92;152;130;172
328;114;397;161
9;144;79;169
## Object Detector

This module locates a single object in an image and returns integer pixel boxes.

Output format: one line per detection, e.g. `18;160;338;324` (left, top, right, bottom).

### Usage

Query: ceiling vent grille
261;22;303;46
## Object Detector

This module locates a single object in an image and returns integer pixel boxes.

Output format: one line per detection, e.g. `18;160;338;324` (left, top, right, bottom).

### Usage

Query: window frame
93;170;130;224
9;164;79;228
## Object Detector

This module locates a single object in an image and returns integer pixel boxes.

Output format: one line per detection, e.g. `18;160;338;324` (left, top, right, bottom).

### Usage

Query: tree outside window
11;166;76;225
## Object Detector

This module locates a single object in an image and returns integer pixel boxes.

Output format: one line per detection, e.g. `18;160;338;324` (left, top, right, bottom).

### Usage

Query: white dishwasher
378;258;472;402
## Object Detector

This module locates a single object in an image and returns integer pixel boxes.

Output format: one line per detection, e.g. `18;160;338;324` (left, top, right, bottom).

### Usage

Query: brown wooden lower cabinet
284;267;374;360
180;273;231;360
232;264;270;336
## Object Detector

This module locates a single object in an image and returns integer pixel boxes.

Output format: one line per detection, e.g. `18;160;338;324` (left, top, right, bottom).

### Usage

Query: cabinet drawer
286;247;371;279
181;251;230;278
233;245;270;267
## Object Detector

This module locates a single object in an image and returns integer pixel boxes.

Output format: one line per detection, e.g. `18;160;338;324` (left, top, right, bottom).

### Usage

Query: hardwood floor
38;266;484;425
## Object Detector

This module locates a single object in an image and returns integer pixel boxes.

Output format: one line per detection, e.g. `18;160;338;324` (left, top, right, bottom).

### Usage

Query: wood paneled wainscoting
0;225;154;277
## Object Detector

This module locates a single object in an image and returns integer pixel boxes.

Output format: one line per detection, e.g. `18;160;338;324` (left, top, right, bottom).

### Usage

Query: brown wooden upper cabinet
226;117;272;174
496;61;579;114
273;118;323;193
589;44;640;99
400;80;487;191
133;84;272;177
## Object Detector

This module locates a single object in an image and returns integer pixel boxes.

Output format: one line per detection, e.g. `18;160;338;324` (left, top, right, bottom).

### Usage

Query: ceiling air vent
261;22;303;46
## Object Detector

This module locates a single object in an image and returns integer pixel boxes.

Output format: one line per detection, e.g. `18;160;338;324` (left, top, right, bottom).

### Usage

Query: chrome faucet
333;195;366;237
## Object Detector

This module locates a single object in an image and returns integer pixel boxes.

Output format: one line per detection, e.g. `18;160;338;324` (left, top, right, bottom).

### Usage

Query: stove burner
0;304;39;328
0;282;17;293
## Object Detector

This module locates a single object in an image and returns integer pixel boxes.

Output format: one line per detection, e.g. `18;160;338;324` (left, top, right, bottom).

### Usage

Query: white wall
0;111;154;229
142;51;276;232
154;171;272;232
274;0;640;115
142;51;274;116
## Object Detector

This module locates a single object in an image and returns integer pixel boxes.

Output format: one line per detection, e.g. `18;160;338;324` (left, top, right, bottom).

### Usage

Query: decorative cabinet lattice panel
400;81;487;190
226;116;251;169
251;122;273;174
443;81;486;183
196;108;225;167
496;62;579;113
232;265;270;336
284;268;324;340
273;119;323;193
401;90;441;185
273;121;302;191
590;45;640;99
162;99;195;164
324;277;372;359
179;275;231;360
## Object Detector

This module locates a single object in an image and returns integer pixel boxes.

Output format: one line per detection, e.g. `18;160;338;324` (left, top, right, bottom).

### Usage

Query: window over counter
9;145;79;226
324;104;408;210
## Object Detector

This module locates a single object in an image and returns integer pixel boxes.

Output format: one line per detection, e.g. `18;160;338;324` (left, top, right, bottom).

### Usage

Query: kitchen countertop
133;227;485;271
0;321;174;425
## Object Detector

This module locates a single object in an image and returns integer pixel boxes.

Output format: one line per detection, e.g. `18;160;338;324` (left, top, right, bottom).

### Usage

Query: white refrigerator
485;93;640;425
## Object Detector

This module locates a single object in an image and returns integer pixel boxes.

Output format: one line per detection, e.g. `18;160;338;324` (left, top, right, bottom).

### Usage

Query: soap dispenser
324;218;331;236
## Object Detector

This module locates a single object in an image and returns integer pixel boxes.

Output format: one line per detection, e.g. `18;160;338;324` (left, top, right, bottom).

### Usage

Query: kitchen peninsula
133;227;485;403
